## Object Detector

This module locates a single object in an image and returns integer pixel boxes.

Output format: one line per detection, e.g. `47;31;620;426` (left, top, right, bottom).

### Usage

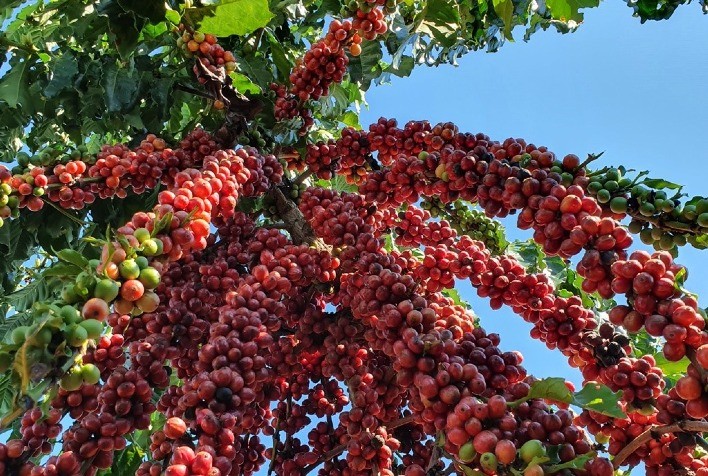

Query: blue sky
359;3;708;472
361;0;708;383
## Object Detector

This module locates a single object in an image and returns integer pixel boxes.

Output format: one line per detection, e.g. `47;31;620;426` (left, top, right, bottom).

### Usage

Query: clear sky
359;2;708;473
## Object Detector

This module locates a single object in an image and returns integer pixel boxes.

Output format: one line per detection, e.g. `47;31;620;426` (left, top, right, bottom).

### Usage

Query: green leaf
236;55;275;89
102;62;141;113
546;0;600;22
44;53;79;99
0;372;18;418
442;288;472;310
0;311;33;344
56;249;90;269
42;263;83;278
653;354;689;385
104;443;145;476
509;240;546;272
572;382;624;418
417;0;461;47
0;59;30;108
165;8;181;25
642;178;683;190
230;72;261;94
340;111;361;129
1;278;61;314
100;4;148;59
545;452;595;473
492;0;515;40
384;56;415;78
527;377;573;403
116;0;167;23
192;0;273;37
347;41;383;89
315;175;358;193
268;34;293;81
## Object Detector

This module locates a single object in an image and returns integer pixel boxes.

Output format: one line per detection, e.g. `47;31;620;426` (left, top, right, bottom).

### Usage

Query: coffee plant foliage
0;0;707;475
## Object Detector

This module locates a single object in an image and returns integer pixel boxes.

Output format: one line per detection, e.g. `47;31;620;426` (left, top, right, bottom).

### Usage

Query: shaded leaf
102;62;142;113
347;40;383;89
0;311;33;343
0;59;30;108
44;53;79;99
56;249;89;269
268;34;293;81
100;3;148;59
117;0;167;23
0;372;18;418
42;263;83;278
492;0;515;39
1;278;61;314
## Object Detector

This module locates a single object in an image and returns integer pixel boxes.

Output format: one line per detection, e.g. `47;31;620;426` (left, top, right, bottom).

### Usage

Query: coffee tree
1;0;707;475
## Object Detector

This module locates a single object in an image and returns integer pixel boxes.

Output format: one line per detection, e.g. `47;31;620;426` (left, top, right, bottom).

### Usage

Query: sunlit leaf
192;0;273;37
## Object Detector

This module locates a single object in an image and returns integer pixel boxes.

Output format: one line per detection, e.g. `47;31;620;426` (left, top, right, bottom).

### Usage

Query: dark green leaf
268;34;293;81
42;263;84;278
0;278;61;314
0;372;18;420
116;0;167;23
100;4;148;59
103;443;145;476
384;56;415;78
102;62;142;113
347;40;383;89
0;59;30;108
44;53;79;99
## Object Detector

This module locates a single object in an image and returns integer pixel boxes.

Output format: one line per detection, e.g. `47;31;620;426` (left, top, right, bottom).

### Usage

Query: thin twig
174;83;216;100
294;169;314;186
301;443;347;475
576;151;604;172
300;414;417;476
612;420;708;468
